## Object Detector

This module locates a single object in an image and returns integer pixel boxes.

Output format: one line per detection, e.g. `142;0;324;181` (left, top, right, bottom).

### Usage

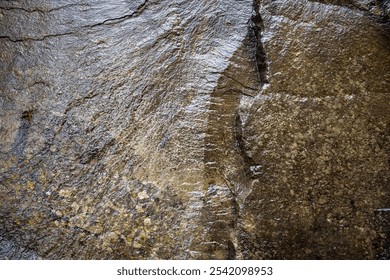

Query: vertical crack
194;1;265;259
251;0;269;86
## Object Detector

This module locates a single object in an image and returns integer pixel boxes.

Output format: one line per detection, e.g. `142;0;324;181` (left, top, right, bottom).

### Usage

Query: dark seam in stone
89;0;149;27
222;73;258;93
0;0;150;42
0;3;86;14
0;32;76;43
251;0;269;85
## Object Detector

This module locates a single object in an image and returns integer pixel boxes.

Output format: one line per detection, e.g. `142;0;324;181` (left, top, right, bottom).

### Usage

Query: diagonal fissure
0;0;150;42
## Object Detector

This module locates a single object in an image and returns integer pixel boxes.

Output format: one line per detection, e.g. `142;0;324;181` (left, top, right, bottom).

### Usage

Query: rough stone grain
1;0;389;259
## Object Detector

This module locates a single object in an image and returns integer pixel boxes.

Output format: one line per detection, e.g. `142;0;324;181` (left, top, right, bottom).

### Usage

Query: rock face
0;0;389;259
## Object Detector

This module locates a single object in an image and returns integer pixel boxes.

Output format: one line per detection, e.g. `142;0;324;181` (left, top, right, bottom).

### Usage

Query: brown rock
0;0;389;259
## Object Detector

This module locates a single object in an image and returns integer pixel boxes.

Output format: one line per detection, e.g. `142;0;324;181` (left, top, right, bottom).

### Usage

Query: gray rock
0;0;389;259
0;235;40;260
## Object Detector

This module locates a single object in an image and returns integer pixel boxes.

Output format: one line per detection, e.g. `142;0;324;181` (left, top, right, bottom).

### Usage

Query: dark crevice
0;32;76;43
0;3;87;14
251;0;269;85
21;111;33;122
89;0;149;27
198;3;264;258
0;0;150;42
227;240;236;259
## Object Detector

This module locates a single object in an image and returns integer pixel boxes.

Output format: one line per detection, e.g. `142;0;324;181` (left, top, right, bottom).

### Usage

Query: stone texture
0;0;389;259
239;0;390;259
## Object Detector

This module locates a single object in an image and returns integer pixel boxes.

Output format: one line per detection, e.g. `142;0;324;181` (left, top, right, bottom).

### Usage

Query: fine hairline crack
0;0;149;42
0;3;86;14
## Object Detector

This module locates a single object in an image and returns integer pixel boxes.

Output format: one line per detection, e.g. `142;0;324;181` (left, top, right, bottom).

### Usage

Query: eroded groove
251;0;269;85
198;22;262;258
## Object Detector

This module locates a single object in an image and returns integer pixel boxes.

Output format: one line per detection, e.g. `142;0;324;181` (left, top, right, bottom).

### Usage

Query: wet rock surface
0;0;389;259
